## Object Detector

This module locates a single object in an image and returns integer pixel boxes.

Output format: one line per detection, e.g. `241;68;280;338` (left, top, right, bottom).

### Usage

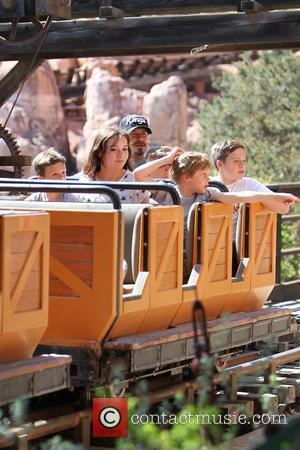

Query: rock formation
0;61;74;176
76;67;146;168
143;75;188;148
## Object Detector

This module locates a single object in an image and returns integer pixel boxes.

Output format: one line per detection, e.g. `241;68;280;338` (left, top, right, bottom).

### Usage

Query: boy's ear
216;159;223;170
182;173;191;182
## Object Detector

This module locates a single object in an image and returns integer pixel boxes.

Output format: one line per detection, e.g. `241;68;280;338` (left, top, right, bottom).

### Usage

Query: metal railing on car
0;178;181;206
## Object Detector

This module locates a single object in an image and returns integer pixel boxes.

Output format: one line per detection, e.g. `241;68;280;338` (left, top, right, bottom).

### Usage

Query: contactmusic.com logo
92;398;128;438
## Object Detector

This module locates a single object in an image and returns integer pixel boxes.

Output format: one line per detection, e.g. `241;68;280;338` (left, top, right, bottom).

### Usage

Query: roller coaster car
0;196;295;394
0;209;71;406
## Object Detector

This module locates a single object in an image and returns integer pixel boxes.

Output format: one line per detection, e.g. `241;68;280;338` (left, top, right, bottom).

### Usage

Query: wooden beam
70;0;300;17
0;12;299;60
0;58;44;107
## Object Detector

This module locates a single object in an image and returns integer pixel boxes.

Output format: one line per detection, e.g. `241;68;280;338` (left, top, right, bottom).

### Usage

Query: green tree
196;50;300;183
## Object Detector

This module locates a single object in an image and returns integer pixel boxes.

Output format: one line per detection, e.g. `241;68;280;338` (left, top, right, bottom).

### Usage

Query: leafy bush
196;50;300;184
281;222;300;282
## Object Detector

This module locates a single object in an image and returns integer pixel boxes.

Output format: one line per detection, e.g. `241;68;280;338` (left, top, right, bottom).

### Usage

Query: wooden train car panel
138;206;184;332
43;209;122;345
244;204;277;311
0;200;278;344
0;211;49;363
109;205;184;337
173;202;233;325
0;201;123;346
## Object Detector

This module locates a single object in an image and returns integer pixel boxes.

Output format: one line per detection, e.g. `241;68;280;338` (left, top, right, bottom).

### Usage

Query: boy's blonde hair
170;152;211;184
32;148;66;176
146;146;173;162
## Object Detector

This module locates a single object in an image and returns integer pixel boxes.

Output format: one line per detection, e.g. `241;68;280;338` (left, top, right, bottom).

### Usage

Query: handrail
0;181;122;210
267;182;300;197
208;180;229;192
67;178;180;205
0;178;181;205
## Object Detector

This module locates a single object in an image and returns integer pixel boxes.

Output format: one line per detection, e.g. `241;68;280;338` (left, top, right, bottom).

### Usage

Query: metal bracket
99;0;124;19
238;1;266;12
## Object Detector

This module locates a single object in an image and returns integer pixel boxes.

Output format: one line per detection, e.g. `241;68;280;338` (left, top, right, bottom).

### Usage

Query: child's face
102;135;129;169
183;168;210;194
40;162;66;180
218;147;247;181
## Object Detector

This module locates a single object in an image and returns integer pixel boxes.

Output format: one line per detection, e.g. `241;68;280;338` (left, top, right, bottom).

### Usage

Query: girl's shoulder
121;170;135;181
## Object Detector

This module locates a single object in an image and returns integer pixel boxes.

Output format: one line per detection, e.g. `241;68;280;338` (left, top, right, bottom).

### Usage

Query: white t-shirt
215;176;271;239
78;170;150;204
225;177;271;194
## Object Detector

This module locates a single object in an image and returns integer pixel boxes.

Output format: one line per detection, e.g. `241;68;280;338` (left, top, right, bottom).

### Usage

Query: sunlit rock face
76;67;146;169
0;61;74;177
143;75;188;148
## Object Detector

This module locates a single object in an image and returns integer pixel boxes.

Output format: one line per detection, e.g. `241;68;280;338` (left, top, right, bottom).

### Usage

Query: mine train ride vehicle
0;179;299;413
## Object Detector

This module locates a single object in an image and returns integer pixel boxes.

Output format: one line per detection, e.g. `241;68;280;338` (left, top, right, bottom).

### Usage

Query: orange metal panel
0;212;49;362
41;210;122;345
243;204;276;311
138;206;184;332
108;272;151;338
172;203;233;324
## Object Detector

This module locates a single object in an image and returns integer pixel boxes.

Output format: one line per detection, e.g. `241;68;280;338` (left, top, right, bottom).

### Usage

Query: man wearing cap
119;114;152;169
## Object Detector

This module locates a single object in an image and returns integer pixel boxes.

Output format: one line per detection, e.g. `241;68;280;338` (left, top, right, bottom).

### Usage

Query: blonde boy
169;152;297;219
26;148;81;202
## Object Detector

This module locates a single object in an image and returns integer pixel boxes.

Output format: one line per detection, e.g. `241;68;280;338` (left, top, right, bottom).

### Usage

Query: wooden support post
229;374;238;401
264;363;276;384
79;411;91;446
186;385;195;404
17;434;28;450
0;58;44;107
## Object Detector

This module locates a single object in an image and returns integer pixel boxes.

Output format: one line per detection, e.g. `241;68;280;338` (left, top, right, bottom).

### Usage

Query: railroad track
1;301;300;449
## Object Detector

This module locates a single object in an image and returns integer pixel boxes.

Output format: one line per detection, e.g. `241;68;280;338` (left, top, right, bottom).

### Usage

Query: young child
210;139;282;239
210;140;272;193
134;146;182;204
25;148;81;202
143;150;298;219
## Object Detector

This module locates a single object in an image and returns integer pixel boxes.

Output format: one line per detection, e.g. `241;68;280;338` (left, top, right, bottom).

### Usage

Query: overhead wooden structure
0;11;300;61
0;1;300;60
0;1;299;105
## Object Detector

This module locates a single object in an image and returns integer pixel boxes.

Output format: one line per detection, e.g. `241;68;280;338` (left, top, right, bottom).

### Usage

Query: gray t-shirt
180;191;212;221
163;187;211;221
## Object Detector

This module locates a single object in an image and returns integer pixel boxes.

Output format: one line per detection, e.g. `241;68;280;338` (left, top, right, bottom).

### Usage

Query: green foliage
196;50;300;183
0;398;84;450
116;354;237;450
116;397;235;450
40;436;84;450
280;222;300;282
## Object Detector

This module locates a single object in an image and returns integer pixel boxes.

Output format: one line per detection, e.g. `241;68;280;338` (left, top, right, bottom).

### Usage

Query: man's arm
210;190;299;214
